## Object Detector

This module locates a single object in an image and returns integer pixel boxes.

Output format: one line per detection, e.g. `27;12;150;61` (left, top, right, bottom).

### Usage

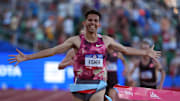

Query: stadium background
0;0;180;101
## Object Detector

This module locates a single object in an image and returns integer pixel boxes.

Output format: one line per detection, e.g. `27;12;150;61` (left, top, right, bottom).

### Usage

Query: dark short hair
84;9;102;20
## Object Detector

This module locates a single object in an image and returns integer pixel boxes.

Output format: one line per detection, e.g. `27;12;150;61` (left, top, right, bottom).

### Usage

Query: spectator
170;49;180;77
176;18;180;48
63;16;74;37
3;9;12;28
44;15;56;41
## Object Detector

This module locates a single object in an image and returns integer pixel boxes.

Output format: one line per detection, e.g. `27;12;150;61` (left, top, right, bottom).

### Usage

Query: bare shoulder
102;35;110;47
67;36;80;42
152;59;162;69
65;36;81;48
102;35;112;40
102;35;113;47
152;59;159;65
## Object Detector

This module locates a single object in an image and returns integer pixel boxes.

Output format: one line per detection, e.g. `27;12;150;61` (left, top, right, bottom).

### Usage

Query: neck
85;31;98;42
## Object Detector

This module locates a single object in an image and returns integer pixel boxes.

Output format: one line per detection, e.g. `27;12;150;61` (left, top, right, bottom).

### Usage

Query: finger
155;54;161;57
9;60;17;64
157;54;161;57
16;48;24;56
156;53;161;56
8;55;17;57
157;53;161;56
14;62;19;67
156;52;161;55
8;58;16;61
156;51;161;54
155;56;160;59
151;44;154;49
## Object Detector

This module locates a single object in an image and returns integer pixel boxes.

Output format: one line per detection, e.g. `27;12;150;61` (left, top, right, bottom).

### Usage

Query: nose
90;21;95;25
90;20;96;24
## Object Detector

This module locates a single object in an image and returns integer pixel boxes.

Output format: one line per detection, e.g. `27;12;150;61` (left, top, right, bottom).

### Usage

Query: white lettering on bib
85;54;103;67
141;70;153;79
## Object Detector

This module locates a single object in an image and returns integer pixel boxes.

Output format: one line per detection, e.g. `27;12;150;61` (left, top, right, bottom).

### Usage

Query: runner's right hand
8;48;28;67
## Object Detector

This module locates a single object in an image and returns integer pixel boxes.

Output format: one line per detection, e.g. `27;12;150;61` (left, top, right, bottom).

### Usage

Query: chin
87;30;95;33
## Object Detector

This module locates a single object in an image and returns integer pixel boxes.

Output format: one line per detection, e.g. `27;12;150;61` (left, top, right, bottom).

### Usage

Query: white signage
0;65;22;77
44;62;65;83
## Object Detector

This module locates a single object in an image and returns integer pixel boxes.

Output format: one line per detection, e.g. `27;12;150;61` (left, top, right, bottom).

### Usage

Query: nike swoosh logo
96;44;102;47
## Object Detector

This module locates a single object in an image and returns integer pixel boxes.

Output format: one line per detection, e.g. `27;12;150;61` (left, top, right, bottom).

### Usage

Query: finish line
114;85;180;101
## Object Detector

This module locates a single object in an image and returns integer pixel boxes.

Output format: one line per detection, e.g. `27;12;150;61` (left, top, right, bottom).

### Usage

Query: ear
98;23;101;27
82;21;86;26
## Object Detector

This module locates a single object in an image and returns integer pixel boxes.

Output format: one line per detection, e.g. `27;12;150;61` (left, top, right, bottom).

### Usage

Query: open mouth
88;25;96;31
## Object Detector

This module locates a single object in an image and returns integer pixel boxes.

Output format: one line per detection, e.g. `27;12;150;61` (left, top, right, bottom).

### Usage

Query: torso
73;34;107;81
73;35;110;51
139;58;157;85
106;52;118;71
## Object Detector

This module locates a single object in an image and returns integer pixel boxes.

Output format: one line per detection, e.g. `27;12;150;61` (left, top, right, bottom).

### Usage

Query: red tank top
73;34;107;80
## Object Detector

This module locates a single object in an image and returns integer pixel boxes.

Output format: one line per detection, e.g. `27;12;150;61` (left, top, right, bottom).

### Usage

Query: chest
140;61;155;73
79;40;106;55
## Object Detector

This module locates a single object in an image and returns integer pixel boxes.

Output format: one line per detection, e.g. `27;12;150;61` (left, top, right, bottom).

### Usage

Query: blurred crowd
0;0;180;80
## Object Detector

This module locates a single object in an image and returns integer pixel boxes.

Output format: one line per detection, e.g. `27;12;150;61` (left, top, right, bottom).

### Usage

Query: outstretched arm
8;36;78;66
58;49;75;69
106;36;161;60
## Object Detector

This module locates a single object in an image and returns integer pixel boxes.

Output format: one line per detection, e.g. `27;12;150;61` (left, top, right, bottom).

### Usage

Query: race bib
107;63;117;71
141;71;153;79
85;54;103;67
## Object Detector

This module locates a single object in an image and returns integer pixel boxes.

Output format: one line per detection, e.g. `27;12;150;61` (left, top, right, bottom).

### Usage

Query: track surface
0;89;73;101
0;89;124;101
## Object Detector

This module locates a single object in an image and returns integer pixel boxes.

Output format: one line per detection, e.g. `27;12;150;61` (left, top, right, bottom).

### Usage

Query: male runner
58;48;127;101
8;10;161;101
129;39;165;89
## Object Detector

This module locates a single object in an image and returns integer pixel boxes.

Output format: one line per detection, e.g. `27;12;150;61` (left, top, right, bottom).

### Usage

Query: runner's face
85;14;100;33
